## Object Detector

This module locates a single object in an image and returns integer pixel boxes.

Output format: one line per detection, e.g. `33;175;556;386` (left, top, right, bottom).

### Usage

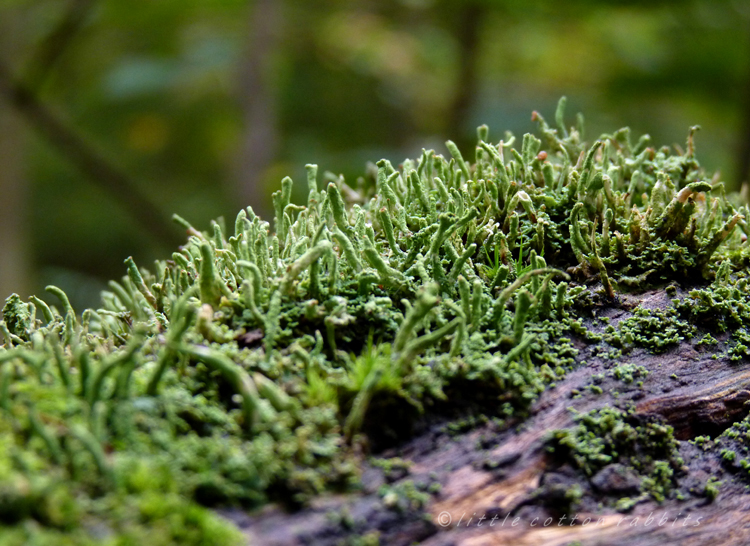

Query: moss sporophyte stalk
2;97;750;543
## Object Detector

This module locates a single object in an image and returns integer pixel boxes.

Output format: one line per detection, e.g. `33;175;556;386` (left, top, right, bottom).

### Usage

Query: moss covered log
3;99;750;544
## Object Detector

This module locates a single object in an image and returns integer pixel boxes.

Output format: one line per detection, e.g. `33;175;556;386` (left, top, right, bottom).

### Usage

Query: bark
225;289;750;545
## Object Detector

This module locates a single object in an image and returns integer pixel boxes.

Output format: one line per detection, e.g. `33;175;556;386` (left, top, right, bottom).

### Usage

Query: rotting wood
231;293;750;546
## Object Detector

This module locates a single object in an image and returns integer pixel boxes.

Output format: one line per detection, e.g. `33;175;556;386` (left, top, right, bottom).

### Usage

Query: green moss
614;496;644;512
345;531;382;546
704;477;722;502
610;363;648;384
378;480;431;513
612;307;694;353
712;414;750;482
690;435;713;451
547;407;683;505
587;385;603;395
697;333;718;346
369;457;412;482
2;98;748;539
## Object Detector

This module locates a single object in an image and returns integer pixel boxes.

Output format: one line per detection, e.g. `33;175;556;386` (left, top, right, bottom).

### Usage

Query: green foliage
0;100;748;540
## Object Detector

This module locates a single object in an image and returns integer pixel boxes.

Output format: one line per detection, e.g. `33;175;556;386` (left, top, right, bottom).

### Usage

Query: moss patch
1;98;749;540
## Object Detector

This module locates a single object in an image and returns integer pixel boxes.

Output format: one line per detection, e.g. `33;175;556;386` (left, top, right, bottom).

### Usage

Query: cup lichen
1;98;749;542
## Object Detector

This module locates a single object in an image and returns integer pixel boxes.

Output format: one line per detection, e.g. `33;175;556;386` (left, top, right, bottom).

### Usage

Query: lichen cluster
1;98;748;543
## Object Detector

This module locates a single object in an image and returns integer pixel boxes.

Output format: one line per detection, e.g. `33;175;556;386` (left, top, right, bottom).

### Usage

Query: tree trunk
446;1;485;146
735;19;750;190
0;10;30;300
235;0;282;222
225;288;750;545
0;103;29;300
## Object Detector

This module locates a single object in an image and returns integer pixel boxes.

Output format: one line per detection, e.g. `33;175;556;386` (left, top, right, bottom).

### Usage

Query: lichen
1;98;747;540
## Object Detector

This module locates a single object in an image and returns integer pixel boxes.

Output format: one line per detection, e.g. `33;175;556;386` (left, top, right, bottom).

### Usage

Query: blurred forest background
1;0;750;310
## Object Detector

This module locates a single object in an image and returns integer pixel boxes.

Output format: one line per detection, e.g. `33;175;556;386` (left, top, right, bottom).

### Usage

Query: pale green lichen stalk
1;98;749;543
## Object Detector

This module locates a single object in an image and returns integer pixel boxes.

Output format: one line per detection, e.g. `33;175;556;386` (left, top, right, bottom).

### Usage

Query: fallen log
232;289;750;546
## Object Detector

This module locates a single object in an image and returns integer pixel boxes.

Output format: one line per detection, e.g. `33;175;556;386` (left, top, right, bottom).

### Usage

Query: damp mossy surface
2;98;750;543
546;406;684;509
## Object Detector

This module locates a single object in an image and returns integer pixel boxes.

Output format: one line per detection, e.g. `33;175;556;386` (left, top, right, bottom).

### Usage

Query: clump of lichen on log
1;97;749;543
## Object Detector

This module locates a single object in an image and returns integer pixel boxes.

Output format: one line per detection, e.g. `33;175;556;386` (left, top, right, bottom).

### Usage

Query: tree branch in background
22;0;96;89
737;41;750;190
446;1;485;146
0;61;181;249
0;0;92;300
236;0;282;222
0;10;30;299
0;102;29;298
